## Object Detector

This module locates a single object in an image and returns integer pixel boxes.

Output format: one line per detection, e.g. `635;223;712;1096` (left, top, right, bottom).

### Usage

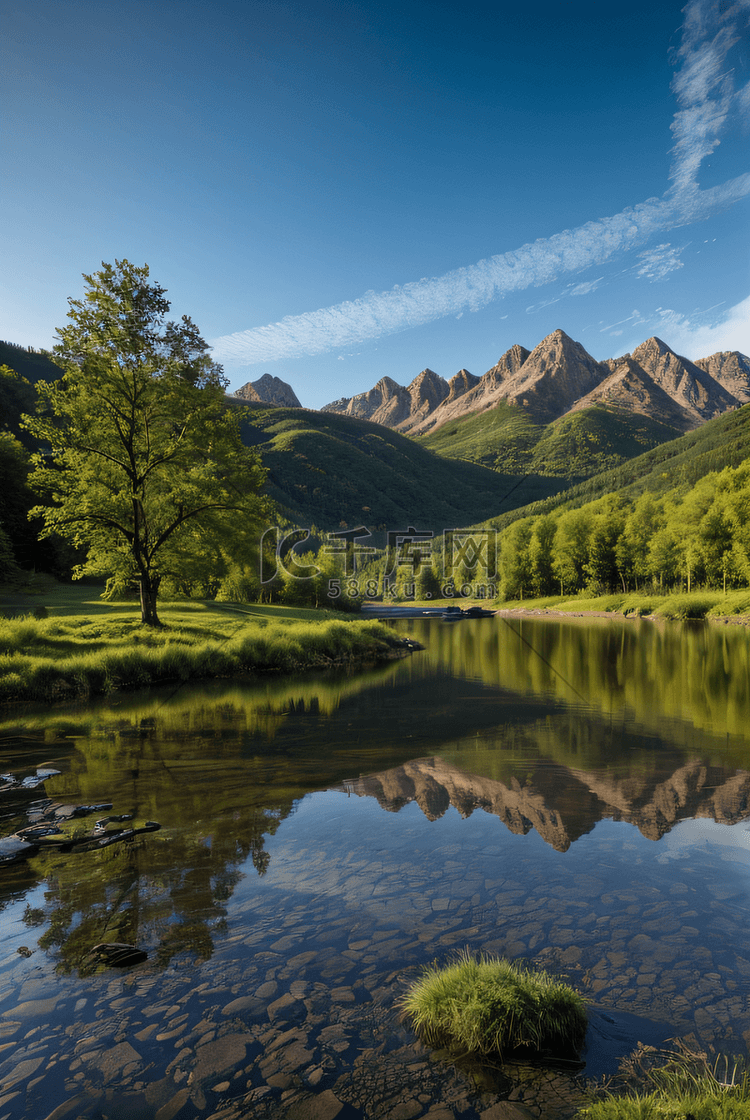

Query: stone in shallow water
388;1099;423;1119
2;997;59;1019
582;1008;673;1080
154;1085;190;1120
268;992;305;1024
255;980;278;1000
222;995;266;1019
277;1039;316;1072
330;987;356;1004
288;950;319;968
1;1055;45;1089
189;1034;249;1085
290;1088;350;1119
39;1094;90;1120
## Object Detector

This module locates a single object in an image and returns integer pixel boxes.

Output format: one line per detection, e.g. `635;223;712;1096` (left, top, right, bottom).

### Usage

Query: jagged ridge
321;331;750;436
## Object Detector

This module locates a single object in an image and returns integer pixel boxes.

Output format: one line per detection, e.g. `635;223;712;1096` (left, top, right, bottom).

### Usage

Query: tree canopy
23;260;269;624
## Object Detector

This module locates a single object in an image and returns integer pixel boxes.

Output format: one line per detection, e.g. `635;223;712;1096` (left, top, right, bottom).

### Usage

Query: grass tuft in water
578;1043;750;1119
400;950;587;1060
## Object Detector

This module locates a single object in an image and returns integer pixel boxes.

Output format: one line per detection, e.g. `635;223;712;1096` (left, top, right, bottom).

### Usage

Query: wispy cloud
600;295;750;356
526;276;605;314
569;278;604;297
635;243;686;281
210;0;750;367
667;2;741;195
599;310;650;339
652;294;750;355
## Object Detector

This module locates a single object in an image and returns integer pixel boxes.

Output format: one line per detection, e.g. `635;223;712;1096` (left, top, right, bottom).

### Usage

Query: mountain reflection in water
337;753;750;848
2;614;750;1118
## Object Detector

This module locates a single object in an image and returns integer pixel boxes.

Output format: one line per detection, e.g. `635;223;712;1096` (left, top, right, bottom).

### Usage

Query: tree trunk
139;572;161;627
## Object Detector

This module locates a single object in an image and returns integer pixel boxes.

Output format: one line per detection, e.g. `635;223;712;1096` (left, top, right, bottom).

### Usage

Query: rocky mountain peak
634;336;672;358
497;329;607;424
407;368;449;406
232;381;262;403
319;376;407;422
383;369;449;433
446;369;479;402
319;331;749;437
630;337;738;423
484;345;531;387
234;373;301;408
569;356;695;431
373;376;404;398
695;351;750;403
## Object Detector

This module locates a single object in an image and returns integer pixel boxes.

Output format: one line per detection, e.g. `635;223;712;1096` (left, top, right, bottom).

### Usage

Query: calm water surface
2;615;750;1119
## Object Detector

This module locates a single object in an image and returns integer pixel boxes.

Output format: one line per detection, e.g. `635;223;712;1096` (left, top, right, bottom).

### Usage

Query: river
1;613;750;1119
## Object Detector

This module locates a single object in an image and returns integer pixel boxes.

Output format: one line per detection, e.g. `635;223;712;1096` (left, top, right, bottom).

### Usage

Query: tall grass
578;1044;750;1119
0;609;407;704
400;951;587;1060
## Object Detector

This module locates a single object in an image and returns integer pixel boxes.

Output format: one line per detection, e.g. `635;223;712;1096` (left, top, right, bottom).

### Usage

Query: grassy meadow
4;573;749;707
0;578;408;705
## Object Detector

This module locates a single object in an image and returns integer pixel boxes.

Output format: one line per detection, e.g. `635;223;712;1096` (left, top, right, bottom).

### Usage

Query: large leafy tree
24;260;269;625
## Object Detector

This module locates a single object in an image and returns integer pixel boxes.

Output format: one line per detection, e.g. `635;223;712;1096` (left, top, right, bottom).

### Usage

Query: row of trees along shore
496;466;750;600
255;466;750;608
257;458;750;606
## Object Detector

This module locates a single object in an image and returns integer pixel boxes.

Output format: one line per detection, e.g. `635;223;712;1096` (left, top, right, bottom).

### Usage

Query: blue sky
2;0;749;409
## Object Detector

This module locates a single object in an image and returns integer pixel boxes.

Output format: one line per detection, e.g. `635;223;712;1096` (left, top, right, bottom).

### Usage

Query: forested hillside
482;399;750;533
0;341;63;389
480;404;750;599
0;356;69;575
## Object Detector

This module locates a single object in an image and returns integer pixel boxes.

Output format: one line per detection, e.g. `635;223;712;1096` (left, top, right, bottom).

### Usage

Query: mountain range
227;331;750;531
4;333;750;536
6;332;747;439
321;330;750;436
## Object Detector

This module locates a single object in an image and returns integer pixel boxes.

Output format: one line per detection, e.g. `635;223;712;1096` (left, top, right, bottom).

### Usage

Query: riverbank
0;585;417;705
491;588;750;624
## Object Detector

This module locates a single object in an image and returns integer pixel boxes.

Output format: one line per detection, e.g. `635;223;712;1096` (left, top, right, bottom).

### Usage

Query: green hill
234;403;565;535
418;398;682;480
233;398;683;536
0;342;64;445
0;341;63;385
3;330;740;549
477;400;750;533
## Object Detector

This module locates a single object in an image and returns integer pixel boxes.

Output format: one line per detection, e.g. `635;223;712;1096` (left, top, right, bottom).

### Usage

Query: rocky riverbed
2;791;749;1120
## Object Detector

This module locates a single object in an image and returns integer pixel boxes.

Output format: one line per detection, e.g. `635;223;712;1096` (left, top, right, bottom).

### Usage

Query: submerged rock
1;798;161;863
89;943;148;968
